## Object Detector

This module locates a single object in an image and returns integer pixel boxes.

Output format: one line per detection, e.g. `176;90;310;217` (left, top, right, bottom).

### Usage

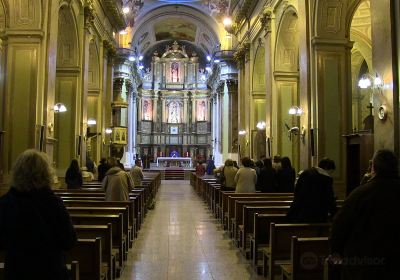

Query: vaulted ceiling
125;0;230;61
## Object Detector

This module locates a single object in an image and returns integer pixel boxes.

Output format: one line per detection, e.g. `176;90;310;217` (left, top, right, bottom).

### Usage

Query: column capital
84;0;96;29
260;7;273;34
233;41;250;69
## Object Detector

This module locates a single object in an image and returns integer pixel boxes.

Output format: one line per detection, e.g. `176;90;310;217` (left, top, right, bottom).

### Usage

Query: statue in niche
144;68;152;81
143;99;152;121
197;100;207;121
168;101;180;123
171;62;179;83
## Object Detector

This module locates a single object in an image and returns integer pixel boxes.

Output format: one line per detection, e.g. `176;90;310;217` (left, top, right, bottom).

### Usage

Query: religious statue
168;101;180;123
197;100;206;121
171;62;179;83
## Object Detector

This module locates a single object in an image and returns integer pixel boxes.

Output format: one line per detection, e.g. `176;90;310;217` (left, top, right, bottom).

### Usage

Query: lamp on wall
358;73;383;89
286;106;306;143
256;121;266;130
53;103;67;113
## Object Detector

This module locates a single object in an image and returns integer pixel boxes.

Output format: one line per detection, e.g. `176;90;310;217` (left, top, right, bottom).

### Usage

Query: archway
87;40;101;164
55;3;79;176
251;44;267;160
274;6;300;171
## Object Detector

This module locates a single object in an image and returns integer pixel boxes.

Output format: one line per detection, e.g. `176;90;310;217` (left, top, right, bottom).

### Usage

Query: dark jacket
0;187;77;280
287;167;336;223
206;159;215;175
276;167;296;193
330;175;400;280
97;163;110;182
258;166;277;192
65;168;83;189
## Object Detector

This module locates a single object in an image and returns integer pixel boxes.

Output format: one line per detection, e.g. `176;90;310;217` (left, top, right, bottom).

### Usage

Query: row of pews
0;171;161;280
191;173;343;280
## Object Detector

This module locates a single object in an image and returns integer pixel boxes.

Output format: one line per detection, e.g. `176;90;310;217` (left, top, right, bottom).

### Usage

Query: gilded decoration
233;42;250;68
84;0;95;28
260;7;273;33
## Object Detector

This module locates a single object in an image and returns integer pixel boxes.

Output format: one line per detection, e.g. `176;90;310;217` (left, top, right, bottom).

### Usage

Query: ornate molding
84;0;95;28
101;0;127;31
233;41;250;69
103;39;117;59
216;81;225;95
260;7;273;33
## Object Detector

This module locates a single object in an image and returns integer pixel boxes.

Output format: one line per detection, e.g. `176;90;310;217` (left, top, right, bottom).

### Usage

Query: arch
252;44;266;92
88;39;100;89
57;4;79;67
275;6;299;72
132;4;221;61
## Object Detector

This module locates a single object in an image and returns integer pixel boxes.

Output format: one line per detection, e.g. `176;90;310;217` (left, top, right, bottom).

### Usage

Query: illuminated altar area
134;41;212;163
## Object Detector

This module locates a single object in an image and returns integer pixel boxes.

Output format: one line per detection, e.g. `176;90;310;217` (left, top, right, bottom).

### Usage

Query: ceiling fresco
154;18;197;42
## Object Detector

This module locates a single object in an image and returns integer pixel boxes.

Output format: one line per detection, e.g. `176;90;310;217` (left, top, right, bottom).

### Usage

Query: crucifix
367;102;374;116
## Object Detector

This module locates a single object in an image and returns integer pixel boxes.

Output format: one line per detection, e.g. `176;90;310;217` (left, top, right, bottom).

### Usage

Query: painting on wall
196;99;207;121
143;99;153;121
154;18;197;42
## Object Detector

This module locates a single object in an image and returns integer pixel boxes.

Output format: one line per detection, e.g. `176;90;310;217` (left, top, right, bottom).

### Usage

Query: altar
156;157;192;168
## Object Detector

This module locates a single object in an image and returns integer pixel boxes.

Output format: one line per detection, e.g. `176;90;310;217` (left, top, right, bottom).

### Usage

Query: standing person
272;154;282;171
0;149;77;280
130;159;144;187
97;157;109;182
287;158;337;223
234;157;257;193
329;150;400;280
255;160;264;191
195;160;206;176
258;157;277;192
214;159;238;191
276;157;296;192
65;159;83;189
102;158;133;201
206;155;216;175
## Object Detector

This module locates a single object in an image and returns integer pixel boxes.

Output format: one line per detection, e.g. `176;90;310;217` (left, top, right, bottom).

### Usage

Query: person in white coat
234;157;257;193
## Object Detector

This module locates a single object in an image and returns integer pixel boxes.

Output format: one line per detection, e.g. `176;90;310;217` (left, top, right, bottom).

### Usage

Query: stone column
261;7;275;157
226;79;239;153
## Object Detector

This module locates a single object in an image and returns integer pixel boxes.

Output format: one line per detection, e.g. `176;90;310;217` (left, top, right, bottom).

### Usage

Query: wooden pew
280;236;329;280
250;213;288;272
74;224;114;280
263;223;330;279
66;238;104;280
232;200;293;241
222;193;293;229
64;200;137;241
240;206;291;254
67;206;131;252
69;214;125;276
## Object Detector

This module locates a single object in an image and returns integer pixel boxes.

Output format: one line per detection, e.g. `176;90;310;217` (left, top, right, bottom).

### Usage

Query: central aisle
121;180;264;280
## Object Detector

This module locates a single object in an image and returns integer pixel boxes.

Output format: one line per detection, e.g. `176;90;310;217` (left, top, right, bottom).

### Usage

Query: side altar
156;157;192;168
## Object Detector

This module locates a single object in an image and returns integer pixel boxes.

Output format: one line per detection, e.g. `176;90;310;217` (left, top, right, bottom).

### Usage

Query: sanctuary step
164;168;185;180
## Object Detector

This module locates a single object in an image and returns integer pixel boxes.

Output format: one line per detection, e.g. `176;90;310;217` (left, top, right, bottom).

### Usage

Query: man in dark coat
287;158;337;222
0;149;77;280
330;149;400;280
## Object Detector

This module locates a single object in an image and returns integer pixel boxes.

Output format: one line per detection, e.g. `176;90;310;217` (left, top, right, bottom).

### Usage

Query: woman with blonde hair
0;149;77;279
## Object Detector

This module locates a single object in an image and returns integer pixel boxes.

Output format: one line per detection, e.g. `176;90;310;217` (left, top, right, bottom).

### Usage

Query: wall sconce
53;103;67;113
87;118;97;126
239;129;247;135
288;106;303;116
223;16;234;34
256;121;266;130
105;128;113;134
358;73;383;89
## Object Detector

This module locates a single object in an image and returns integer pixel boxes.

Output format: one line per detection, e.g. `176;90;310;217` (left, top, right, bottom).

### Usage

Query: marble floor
121;180;265;280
